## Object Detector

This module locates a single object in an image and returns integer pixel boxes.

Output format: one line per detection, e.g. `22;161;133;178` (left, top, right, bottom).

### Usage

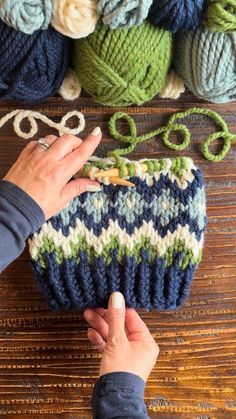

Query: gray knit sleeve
92;372;149;418
0;180;45;272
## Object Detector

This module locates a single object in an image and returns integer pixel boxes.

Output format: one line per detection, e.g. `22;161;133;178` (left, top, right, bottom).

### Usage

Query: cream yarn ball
52;0;99;39
59;68;81;100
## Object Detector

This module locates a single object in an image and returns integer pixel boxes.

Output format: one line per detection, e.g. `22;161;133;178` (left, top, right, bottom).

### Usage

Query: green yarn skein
73;22;172;107
204;0;236;33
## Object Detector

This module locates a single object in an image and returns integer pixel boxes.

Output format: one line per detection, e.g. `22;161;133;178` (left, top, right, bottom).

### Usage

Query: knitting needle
74;170;135;187
108;177;135;187
94;163;148;179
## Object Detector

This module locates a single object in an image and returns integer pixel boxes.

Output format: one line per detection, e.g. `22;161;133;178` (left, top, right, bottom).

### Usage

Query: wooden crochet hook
94;163;148;179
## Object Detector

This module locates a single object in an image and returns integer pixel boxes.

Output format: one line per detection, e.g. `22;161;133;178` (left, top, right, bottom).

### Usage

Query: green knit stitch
204;0;236;33
73;22;172;107
170;157;189;177
144;159;167;175
33;236;201;268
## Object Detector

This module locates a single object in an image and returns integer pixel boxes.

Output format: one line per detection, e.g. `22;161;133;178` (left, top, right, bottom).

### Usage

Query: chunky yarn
148;0;206;33
159;70;185;100
52;0;99;39
174;27;236;103
0;0;52;34
0;109;85;139
0;20;70;104
97;0;153;29
59;68;81;101
204;0;236;33
73;22;172;107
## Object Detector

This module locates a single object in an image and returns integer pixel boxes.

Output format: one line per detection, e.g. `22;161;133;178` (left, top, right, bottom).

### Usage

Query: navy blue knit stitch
32;253;198;311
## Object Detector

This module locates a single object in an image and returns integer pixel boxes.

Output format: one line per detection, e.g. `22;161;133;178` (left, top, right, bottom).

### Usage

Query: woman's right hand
84;292;159;382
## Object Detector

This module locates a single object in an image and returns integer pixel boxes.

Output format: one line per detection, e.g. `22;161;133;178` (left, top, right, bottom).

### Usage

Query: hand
3;128;102;219
84;292;159;382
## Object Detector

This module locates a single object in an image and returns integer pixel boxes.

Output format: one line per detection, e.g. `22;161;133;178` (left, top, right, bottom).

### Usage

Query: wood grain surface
0;92;235;418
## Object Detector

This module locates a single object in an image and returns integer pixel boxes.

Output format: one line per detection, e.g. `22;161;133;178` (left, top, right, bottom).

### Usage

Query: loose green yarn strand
108;107;236;163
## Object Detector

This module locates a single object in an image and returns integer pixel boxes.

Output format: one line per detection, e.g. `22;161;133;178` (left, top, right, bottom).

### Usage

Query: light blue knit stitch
0;0;52;34
188;187;206;230
97;0;153;29
60;197;80;226
115;189;147;223
151;189;186;227
81;192;110;224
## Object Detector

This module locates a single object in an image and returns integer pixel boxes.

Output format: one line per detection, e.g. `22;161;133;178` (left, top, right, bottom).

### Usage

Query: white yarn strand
0;109;85;139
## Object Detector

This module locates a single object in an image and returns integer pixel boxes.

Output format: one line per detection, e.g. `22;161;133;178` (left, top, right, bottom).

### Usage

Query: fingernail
112;292;123;309
90;126;101;136
86;185;101;192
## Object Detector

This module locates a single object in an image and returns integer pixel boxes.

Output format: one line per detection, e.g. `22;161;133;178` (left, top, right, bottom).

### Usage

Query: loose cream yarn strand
0;109;85;139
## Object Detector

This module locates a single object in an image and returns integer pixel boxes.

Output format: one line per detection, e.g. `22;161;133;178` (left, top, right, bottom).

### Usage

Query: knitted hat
29;156;206;311
73;22;172;107
30;107;236;311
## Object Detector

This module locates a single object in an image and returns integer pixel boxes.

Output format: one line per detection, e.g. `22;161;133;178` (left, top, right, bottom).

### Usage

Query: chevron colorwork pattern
29;157;206;311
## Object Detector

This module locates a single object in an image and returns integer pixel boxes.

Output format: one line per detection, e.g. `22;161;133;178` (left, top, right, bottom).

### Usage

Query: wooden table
0;93;235;418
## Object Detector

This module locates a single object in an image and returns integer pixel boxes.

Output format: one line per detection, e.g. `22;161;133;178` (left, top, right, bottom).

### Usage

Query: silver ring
38;138;50;151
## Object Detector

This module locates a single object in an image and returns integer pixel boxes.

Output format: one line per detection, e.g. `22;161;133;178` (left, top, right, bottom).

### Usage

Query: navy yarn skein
148;0;206;33
0;20;70;104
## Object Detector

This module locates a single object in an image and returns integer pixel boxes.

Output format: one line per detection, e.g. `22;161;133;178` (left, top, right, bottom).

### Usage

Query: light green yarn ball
0;0;52;34
73;22;172;107
204;0;236;33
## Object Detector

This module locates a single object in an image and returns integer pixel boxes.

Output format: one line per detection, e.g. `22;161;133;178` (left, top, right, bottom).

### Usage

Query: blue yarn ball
148;0;206;33
0;20;70;104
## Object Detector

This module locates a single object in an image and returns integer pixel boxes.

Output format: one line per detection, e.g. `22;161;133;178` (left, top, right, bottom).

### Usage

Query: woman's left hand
3;128;102;219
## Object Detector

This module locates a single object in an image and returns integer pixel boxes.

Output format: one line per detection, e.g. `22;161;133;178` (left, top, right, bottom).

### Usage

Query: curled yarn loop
108;108;236;163
0;109;85;139
0;0;52;34
204;0;236;33
148;0;205;33
97;0;153;29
